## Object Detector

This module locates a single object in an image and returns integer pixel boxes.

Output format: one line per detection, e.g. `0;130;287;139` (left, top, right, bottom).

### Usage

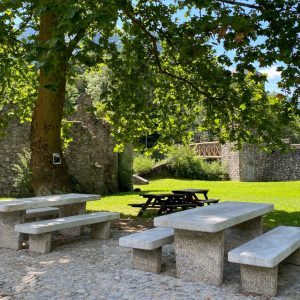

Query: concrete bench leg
90;221;111;239
29;233;52;254
174;229;224;285
59;203;86;237
284;248;300;265
225;216;263;253
132;248;162;273
241;265;278;296
0;211;25;250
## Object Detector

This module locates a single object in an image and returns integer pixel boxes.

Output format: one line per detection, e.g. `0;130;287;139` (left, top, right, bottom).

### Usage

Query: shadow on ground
263;210;300;229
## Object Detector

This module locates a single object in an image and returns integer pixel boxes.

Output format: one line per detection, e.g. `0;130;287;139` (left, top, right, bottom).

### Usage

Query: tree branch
121;4;220;100
217;0;260;9
14;13;34;35
65;28;86;59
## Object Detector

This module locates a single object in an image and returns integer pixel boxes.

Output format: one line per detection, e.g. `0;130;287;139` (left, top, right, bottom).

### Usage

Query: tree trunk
30;11;71;195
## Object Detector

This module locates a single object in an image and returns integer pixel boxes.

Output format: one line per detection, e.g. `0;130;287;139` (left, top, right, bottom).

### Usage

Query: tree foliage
99;0;299;150
0;0;299;192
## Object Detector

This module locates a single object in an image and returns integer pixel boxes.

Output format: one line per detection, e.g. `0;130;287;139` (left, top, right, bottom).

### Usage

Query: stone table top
0;193;100;212
228;226;300;268
154;201;274;232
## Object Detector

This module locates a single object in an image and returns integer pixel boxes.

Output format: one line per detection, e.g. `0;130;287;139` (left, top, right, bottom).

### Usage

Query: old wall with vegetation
0;95;133;197
0;121;31;196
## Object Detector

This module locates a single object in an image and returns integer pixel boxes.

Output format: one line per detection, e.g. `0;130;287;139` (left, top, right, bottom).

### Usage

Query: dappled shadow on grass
263;210;300;229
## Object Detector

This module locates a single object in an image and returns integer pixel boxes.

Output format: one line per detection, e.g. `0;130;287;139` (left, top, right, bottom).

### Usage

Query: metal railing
190;141;221;159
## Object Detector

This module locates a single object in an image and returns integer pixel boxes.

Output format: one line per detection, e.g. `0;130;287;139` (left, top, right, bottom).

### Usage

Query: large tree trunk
30;11;71;195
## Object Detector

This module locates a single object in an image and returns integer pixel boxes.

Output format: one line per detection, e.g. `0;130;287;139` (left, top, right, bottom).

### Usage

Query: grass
0;179;298;228
87;178;300;228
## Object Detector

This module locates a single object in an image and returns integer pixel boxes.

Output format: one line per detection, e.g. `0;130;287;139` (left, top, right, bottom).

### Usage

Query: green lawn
87;178;300;228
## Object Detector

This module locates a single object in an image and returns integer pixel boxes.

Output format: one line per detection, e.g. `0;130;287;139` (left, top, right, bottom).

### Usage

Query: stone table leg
241;264;278;296
59;202;86;237
225;216;263;253
132;248;162;273
174;229;224;285
90;221;111;239
0;211;25;250
29;233;52;254
284;248;300;265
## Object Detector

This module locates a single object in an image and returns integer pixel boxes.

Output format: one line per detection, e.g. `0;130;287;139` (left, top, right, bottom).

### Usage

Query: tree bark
30;11;71;195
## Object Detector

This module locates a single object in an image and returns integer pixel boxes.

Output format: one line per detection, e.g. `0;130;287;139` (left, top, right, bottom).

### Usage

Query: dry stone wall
221;143;300;181
221;144;240;181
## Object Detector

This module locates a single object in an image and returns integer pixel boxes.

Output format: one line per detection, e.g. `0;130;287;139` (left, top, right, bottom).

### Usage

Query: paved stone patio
0;220;299;300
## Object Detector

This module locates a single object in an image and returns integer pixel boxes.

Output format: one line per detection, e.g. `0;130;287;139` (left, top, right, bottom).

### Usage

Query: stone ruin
0;94;133;197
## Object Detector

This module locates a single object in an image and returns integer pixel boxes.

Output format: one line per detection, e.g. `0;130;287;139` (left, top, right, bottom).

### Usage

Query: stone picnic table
154;201;274;285
0;193;100;249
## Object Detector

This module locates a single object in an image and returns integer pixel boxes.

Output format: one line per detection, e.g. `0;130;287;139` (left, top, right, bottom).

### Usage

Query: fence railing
190;141;221;159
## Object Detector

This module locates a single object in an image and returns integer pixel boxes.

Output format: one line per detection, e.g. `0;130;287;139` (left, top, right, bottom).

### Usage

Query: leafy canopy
0;0;299;149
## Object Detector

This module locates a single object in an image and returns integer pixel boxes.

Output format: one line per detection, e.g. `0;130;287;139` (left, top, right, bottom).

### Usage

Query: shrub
166;145;227;180
133;154;156;175
200;160;228;180
167;146;205;179
12;150;34;197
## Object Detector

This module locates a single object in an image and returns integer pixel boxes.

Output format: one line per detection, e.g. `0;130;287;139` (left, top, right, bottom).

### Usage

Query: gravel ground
0;220;299;300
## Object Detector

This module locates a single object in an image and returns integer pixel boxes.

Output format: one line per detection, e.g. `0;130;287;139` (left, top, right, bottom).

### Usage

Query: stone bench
119;227;174;273
228;226;300;296
15;211;119;253
26;207;59;220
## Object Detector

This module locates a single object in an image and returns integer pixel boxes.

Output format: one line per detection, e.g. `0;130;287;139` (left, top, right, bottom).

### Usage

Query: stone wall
221;144;240;181
221;143;300;181
0;94;133;197
0;121;31;196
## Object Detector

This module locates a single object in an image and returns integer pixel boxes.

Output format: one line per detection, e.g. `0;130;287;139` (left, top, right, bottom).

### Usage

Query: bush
12;150;34;197
133;154;156;175
200;160;228;180
166;145;227;180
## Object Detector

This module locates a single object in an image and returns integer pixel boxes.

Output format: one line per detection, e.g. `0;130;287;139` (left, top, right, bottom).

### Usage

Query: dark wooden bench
196;199;219;205
128;203;146;208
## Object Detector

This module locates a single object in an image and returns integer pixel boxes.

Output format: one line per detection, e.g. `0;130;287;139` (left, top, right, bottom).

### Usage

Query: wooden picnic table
0;193;100;250
129;191;217;216
172;188;209;200
154;201;274;285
